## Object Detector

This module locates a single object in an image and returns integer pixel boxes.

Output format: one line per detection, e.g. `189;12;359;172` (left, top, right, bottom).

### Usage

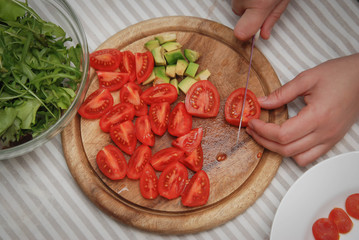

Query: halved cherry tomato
328;208;353;234
225;88;261;127
99;103;135;132
96;144;127;180
140;164;159;200
158;161;188;200
119;50;136;82
150;147;185;171
135;115;155;147
168;102;192;137
78;88;114;119
312;218;339;240
172;127;203;153
120;82;148;116
110;120;137;155
181;170;210;207
149;102;170;136
185;80;220;118
97;71;129;92
127;144;152;180
89;48;122;71
135;51;154;84
179;144;203;172
345;193;359;219
141;83;178;105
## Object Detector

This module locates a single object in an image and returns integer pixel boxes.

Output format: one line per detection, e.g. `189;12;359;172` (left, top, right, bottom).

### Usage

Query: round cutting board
62;16;287;234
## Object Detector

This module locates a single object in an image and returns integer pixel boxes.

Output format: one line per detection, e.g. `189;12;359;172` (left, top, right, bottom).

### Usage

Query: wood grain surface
62;16;287;234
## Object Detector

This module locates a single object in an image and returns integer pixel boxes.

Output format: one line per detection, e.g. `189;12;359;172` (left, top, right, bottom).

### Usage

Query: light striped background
1;0;359;239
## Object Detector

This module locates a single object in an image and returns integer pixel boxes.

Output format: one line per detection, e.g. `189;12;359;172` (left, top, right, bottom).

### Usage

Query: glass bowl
0;0;89;160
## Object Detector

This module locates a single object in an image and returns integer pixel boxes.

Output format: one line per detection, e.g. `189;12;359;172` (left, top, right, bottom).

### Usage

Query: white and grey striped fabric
1;0;359;239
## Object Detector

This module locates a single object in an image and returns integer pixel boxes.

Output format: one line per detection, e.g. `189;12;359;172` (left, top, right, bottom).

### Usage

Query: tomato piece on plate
181;170;210;207
135;51;154;84
158;161;188;200
185;80;220;118
135;115;155;146
224;88;261;127
89;49;122;71
110;120;137;155
172;127;203;153
168;102;192;137
328;208;353;233
140;164;159;200
179;144;203;172
141;83;178;105
345;193;359;219
99;103;135;132
127;144;152;179
96;144;127;180
312;218;339;240
97;71;129;92
149;102;170;136
150;147;185;171
120;82;148;116
78;88;114;119
119;50;136;82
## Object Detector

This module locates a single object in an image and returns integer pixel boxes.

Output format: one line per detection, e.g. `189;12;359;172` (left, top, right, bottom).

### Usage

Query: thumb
234;9;266;41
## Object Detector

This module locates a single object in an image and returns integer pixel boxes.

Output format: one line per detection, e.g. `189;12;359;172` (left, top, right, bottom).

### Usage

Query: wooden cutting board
62;16;287;234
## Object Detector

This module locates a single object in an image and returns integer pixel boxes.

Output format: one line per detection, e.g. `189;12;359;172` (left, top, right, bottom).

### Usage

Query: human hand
231;0;290;41
246;54;359;166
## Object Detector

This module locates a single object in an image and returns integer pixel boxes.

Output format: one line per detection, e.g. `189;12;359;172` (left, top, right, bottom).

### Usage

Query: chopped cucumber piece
178;77;197;94
185;62;199;77
145;39;160;51
151;46;166;66
195;69;211;80
175;59;188;76
166;65;176;78
142;71;156;85
170;78;179;95
184;49;200;62
162;41;182;52
155;33;177;44
164;49;185;65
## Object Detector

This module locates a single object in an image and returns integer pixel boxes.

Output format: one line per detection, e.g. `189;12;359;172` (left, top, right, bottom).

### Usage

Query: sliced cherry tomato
99;103;135;132
97;71;129;92
110;120;137;155
141;83;178;105
345;193;359;219
150;147;185;171
312;218;339;240
172;127;203;153
135;115;155;147
181;170;210;207
185;80;220;118
224;88;261;127
179;144;203;172
96;144;127;180
135;51;154;84
127;144;152;180
140;164;159;200
328;208;353;234
120;82;148;116
158;161;188;200
119;50;136;82
89;48;122;71
168;102;192;137
149;102;170;136
78;88;114;119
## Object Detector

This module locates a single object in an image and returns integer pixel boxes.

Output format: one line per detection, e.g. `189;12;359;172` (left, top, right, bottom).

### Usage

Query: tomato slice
181;170;210;207
140;164;159;200
135;51;154;84
172;127;203;153
149;102;170;136
168;102;192;137
345;193;359;219
97;71;129;92
328;208;353;234
312;218;339;240
120;82;148;116
179;144;203;172
127;144;152;180
89;48;122;71
185;80;220;118
110;120;137;155
135;115;155;147
158;161;188;200
119;50;136;82
224;88;261;127
99;103;135;132
150;147;185;171
141;83;178;105
96;144;127;180
78;88;114;119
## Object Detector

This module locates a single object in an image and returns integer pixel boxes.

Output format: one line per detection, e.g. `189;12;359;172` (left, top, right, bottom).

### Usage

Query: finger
233;9;267;41
292;144;329;167
231;0;246;16
261;0;290;39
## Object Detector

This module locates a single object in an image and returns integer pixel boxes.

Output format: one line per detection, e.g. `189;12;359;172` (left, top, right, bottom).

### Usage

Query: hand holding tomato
246;54;359;166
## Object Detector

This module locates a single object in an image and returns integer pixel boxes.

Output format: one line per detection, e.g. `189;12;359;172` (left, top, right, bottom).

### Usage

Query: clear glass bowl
0;0;89;160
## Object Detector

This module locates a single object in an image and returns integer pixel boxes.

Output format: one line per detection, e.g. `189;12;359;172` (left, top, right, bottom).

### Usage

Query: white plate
270;151;359;240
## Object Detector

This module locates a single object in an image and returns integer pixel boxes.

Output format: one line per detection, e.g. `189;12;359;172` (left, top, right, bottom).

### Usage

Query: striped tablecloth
1;0;359;239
